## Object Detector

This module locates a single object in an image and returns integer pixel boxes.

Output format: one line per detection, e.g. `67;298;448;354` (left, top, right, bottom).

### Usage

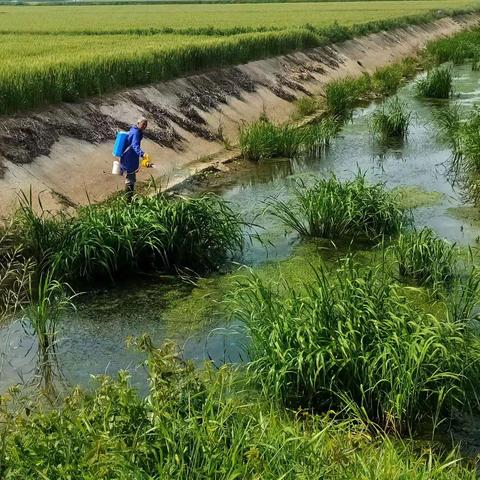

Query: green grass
295;95;321;117
372;58;417;95
393;228;456;288
433;104;480;204
426;28;480;65
0;229;33;321
370;96;412;141
1;334;479;478
270;173;407;240
239;117;340;160
324;75;371;117
23;271;74;394
324;59;419;118
416;66;453;99
432;103;462;156
234;258;480;432
12;191;243;281
0;4;476;114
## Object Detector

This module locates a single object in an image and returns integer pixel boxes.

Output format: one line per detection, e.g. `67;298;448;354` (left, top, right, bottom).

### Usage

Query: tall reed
270;173;407;241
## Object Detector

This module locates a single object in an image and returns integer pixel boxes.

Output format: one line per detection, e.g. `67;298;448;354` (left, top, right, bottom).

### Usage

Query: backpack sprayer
111;131;153;175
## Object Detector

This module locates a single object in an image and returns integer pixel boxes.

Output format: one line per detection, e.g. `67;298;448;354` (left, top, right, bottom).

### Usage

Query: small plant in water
393;228;456;289
23;271;75;395
370;96;411;142
270;173;407;241
416;66;453;99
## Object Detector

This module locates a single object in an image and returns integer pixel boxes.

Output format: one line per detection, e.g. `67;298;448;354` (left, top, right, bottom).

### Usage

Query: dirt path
1;14;479;215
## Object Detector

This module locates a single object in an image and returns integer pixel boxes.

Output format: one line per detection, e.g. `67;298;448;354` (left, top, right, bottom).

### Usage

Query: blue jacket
120;126;144;174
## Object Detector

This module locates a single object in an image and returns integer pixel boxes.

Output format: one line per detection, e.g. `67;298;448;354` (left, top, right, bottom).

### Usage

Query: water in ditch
2;64;480;401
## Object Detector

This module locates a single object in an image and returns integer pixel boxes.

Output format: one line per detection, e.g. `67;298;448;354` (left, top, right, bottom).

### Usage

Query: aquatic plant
271;173;407;241
13;192;244;281
23;271;75;395
239;119;301;160
393;228;456;289
431;103;462;158
2;334;479;478
235;258;480;432
370;96;412;142
416;66;453;99
447;265;480;323
426;30;480;65
239;117;339;160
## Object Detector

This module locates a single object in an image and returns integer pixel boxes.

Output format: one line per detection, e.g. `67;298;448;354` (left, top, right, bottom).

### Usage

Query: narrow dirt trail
1;14;479;215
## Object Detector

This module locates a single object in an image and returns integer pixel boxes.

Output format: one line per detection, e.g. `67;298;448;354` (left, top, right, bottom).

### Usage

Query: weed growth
239;117;339;160
1;334;479;478
393;228;456;288
416;66;453;99
235;258;480;432
271;173;407;241
13;192;243;281
370;96;412;142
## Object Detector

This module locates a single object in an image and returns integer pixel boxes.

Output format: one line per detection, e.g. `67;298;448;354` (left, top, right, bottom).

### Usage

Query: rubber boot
125;183;135;203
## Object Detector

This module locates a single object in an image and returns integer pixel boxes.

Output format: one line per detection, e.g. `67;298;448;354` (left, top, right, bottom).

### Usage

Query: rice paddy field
0;0;479;113
1;1;476;32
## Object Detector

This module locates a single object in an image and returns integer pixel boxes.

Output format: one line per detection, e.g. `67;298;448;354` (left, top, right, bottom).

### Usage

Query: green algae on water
393;186;444;209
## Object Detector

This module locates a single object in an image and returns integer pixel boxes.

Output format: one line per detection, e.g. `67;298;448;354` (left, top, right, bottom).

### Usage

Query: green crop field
0;1;477;32
0;0;479;114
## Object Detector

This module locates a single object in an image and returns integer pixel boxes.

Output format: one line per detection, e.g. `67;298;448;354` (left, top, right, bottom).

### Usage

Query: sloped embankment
0;14;479;214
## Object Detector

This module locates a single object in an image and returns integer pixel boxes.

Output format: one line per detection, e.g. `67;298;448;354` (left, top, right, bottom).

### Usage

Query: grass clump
239;117;339;161
235;258;480;433
295;96;321;117
12;192;243;281
432;103;462;157
370;96;412;142
271;173;407;241
393;228;456;288
2;335;478;478
324;75;371;118
416;66;453;99
0;229;33;320
372;58;418;96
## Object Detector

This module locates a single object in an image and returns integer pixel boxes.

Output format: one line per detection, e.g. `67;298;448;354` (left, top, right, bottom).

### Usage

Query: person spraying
120;117;148;201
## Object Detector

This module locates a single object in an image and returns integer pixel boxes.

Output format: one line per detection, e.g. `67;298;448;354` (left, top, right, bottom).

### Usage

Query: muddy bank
1;14;479;214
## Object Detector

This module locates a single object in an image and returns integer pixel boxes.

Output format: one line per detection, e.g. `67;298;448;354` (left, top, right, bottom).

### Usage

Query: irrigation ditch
4;15;480;478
